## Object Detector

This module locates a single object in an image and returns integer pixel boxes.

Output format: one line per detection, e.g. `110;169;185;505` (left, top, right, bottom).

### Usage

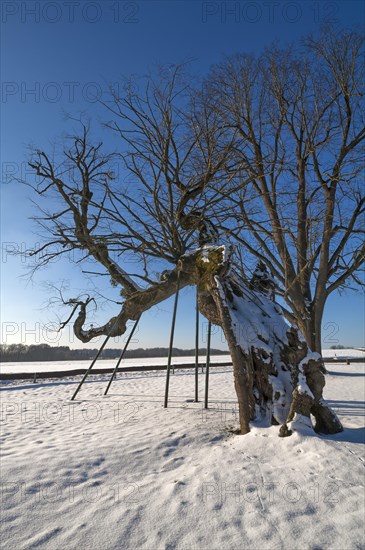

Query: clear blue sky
1;0;364;350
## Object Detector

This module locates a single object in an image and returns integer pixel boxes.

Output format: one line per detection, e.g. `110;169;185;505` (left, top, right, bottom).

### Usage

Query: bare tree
27;66;342;436
206;27;365;353
28;67;234;337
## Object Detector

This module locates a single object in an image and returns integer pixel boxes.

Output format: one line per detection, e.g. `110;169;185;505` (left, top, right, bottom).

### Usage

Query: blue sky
1;0;364;350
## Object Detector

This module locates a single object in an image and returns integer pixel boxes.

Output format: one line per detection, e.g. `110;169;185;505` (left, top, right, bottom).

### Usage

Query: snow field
1;363;364;550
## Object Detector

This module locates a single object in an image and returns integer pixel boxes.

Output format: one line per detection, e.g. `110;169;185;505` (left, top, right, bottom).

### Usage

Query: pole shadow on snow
321;399;365;445
326;400;365;417
322;426;365;445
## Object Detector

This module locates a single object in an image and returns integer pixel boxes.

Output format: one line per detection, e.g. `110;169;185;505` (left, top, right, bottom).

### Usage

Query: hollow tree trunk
195;247;342;436
72;244;343;437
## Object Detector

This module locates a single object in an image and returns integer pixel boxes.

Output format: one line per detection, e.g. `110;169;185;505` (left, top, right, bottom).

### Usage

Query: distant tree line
0;344;227;363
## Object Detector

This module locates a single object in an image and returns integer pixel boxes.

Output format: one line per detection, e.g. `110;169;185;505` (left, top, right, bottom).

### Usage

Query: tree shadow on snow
321;399;365;444
322;426;365;445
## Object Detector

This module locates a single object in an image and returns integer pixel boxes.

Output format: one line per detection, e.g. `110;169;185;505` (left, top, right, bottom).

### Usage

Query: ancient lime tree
27;44;353;435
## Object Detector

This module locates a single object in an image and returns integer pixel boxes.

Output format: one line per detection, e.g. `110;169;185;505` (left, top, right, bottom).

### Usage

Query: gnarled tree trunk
195;246;342;436
71;244;343;437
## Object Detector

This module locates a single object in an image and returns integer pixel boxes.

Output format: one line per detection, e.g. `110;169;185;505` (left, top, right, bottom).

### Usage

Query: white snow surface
1;362;364;550
216;278;291;356
322;349;365;360
0;355;231;375
1;350;363;375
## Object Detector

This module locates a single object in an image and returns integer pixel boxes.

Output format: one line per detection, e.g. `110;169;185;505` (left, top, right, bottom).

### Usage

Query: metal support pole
164;270;181;408
71;314;121;401
104;316;141;396
204;320;212;409
194;287;199;402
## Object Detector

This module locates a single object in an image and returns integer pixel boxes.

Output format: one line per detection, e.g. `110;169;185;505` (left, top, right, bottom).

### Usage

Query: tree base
197;250;343;438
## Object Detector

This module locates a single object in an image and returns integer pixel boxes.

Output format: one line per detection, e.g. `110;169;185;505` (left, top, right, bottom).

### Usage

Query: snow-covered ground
0;355;232;375
1;349;364;375
1;362;364;550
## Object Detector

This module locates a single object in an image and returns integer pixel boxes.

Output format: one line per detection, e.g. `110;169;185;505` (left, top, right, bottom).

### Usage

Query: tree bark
297;300;325;354
204;279;255;434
